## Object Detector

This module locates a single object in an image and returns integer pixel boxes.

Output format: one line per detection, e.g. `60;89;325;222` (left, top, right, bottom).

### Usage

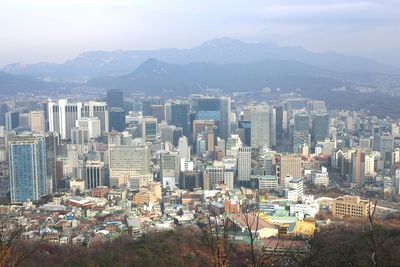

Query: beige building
30;111;45;133
133;190;158;206
332;195;371;218
279;155;302;186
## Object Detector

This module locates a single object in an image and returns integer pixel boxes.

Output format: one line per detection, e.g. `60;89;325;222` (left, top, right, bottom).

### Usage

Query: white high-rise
237;147;252;182
48;99;82;140
251;106;271;149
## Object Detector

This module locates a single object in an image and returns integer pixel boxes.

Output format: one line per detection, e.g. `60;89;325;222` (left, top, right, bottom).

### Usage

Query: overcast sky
0;0;399;66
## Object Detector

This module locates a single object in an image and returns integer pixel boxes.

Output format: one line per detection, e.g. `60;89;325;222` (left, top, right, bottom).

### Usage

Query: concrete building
250;107;270;149
332;195;371;218
9;134;48;203
237;147;252;182
279;155;302;186
29;110;45;133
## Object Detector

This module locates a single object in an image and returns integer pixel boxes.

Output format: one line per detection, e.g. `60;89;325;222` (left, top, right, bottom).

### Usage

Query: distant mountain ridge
3;38;398;81
88;58;347;96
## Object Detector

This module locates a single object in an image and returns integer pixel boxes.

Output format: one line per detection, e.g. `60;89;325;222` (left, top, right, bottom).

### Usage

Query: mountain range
2;38;399;82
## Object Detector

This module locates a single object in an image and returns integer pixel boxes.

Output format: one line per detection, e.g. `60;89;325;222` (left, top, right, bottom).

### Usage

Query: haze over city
1;0;400;66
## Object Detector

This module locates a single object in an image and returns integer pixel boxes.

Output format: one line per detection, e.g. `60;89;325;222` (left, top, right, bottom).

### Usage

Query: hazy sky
0;0;399;66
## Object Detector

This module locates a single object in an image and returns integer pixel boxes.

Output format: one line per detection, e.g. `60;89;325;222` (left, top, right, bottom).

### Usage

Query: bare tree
0;215;41;267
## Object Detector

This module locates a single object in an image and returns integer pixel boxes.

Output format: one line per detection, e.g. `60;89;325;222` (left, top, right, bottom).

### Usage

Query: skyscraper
312;113;329;144
293;113;310;153
142;117;157;142
48;99;83;139
85;160;105;189
109;108;126;132
237;147;252;182
171;101;189;137
9;134;48;203
106;89;124;109
271;106;283;149
250;107;270;149
279;155;302;186
29;110;45;133
82;101;109;134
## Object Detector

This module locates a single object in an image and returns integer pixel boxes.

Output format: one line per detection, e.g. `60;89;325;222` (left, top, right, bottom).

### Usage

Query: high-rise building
293;113;310;153
311;113;329;144
150;104;165;123
76;117;101;139
142;117;157;142
191;95;231;140
45;132;58;193
237;147;252;182
9;134;48;203
29;110;45;133
5;111;20;131
203;162;224;190
106;89;124;109
271;106;283;149
250;107;271;149
48;99;83;139
85;160;105;189
171;101;189;137
0;104;8;126
82;101;109;134
109;145;150;188
279;155;302;186
109;108;126;132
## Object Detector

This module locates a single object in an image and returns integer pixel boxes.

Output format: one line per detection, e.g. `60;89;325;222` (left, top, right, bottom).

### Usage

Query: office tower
312;113;329;144
178;136;190;161
237;147;252;182
109;145;150;188
76;117;101;139
293;113;310;153
180;171;202;190
0;104;8;126
9;134;48;203
351;149;364;184
48;99;83;140
170;101;189;137
286;178;304;202
109;108;126;132
237;120;251;146
45;132;58;193
161;152;180;181
150;104;165;123
220;97;231;140
29;110;45;133
172;127;183;146
374;133;394;168
271;106;283;149
85;160;105;189
19;113;30;129
226;134;242;158
192;120;215;142
308;100;327;114
279;155;302;186
164;102;172;123
71;127;89;145
160;124;175;144
5;111;20;131
203;162;224;190
142;117;157;142
251;107;270;149
82;101;109;134
106;89;124;109
191;95;231;140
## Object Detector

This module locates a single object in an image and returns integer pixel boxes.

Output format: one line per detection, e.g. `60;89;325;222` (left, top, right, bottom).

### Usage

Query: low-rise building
332;195;371;218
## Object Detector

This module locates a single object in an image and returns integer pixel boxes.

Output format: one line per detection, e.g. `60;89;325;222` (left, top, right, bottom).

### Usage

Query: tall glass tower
9;134;48;204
